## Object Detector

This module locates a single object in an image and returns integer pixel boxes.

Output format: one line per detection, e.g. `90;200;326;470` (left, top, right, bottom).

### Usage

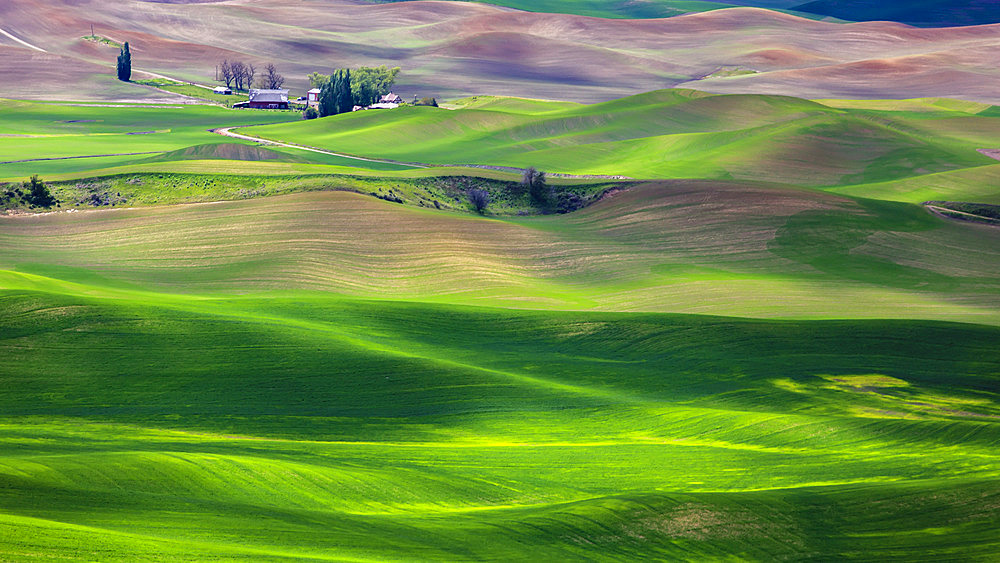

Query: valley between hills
1;1;999;560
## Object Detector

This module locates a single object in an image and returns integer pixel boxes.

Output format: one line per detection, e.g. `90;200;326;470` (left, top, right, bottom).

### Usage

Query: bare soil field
0;1;998;102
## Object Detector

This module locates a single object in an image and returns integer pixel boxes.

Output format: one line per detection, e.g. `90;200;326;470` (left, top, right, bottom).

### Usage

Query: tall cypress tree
318;75;336;118
338;68;353;113
116;42;131;81
331;70;344;115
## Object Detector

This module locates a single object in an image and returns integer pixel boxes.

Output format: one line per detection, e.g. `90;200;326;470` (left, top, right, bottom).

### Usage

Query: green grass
0;277;998;559
1;171;618;214
2;91;1000;559
2;183;998;321
133;79;250;107
0;99;418;179
82;34;122;49
243;89;1000;203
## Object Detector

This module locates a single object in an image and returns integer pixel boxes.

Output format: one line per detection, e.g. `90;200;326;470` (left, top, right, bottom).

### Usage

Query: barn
234;89;289;109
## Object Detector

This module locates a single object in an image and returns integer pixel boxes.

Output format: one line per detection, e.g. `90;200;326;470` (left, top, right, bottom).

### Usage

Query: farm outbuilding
234;89;289;109
379;93;403;104
213;86;232;95
307;88;321;105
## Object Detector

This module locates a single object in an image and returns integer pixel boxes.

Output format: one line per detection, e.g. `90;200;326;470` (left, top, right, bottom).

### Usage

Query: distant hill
365;0;811;19
793;0;1000;27
3;0;1000;104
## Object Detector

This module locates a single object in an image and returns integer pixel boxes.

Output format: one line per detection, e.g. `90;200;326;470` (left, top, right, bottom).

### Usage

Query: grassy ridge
2;183;998;321
243;90;1000;203
12;171;616;215
793;0;1000;27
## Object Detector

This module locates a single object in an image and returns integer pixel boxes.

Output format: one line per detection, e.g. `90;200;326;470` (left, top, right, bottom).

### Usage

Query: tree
468;189;490;214
307;72;330;89
318;74;337;117
414;97;438;107
303;106;319;120
337;68;354;113
116;42;131;81
522;167;549;205
351;66;400;107
260;63;285;89
23;175;55;208
230;61;246;90
244;62;257;91
220;59;235;88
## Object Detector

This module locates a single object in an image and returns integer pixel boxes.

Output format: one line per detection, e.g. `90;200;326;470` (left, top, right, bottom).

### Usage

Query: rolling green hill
2;181;1000;559
3;184;999;322
2;88;1000;559
794;0;1000;27
242;90;1000;203
0;100;418;179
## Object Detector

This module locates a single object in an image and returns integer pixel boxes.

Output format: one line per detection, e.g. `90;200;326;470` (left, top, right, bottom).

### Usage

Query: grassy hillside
1;182;999;558
0;100;424;180
3;184;998;322
242;90;1000;203
794;0;1000;26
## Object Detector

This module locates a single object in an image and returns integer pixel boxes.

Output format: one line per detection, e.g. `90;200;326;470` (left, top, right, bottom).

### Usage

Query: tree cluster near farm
219;59;257;91
312;65;402;115
1;0;999;561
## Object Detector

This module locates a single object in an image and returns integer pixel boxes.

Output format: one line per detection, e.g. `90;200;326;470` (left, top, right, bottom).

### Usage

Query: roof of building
368;103;399;110
381;93;402;102
249;89;289;103
308;88;322;94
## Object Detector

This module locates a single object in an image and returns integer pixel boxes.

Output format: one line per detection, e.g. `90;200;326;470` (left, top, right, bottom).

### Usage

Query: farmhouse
379;92;403;104
234;89;289;109
213;86;232;95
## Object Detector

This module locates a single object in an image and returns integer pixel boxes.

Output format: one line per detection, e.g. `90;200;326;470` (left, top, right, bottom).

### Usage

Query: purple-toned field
0;1;999;102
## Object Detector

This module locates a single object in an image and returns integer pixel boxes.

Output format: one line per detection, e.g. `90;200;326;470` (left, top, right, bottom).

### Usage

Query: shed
213;86;233;95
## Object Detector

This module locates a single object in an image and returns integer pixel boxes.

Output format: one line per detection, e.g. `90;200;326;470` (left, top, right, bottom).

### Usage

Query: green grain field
1;86;999;560
245;89;1000;204
0;100;414;181
2;178;1000;559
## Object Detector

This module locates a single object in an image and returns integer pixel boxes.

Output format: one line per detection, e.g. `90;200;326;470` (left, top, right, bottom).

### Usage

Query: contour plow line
213;127;427;168
0;28;46;52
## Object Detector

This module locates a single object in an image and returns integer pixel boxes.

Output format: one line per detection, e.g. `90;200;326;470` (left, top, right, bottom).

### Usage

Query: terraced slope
244;90;1000;202
3;183;999;322
1;184;999;559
